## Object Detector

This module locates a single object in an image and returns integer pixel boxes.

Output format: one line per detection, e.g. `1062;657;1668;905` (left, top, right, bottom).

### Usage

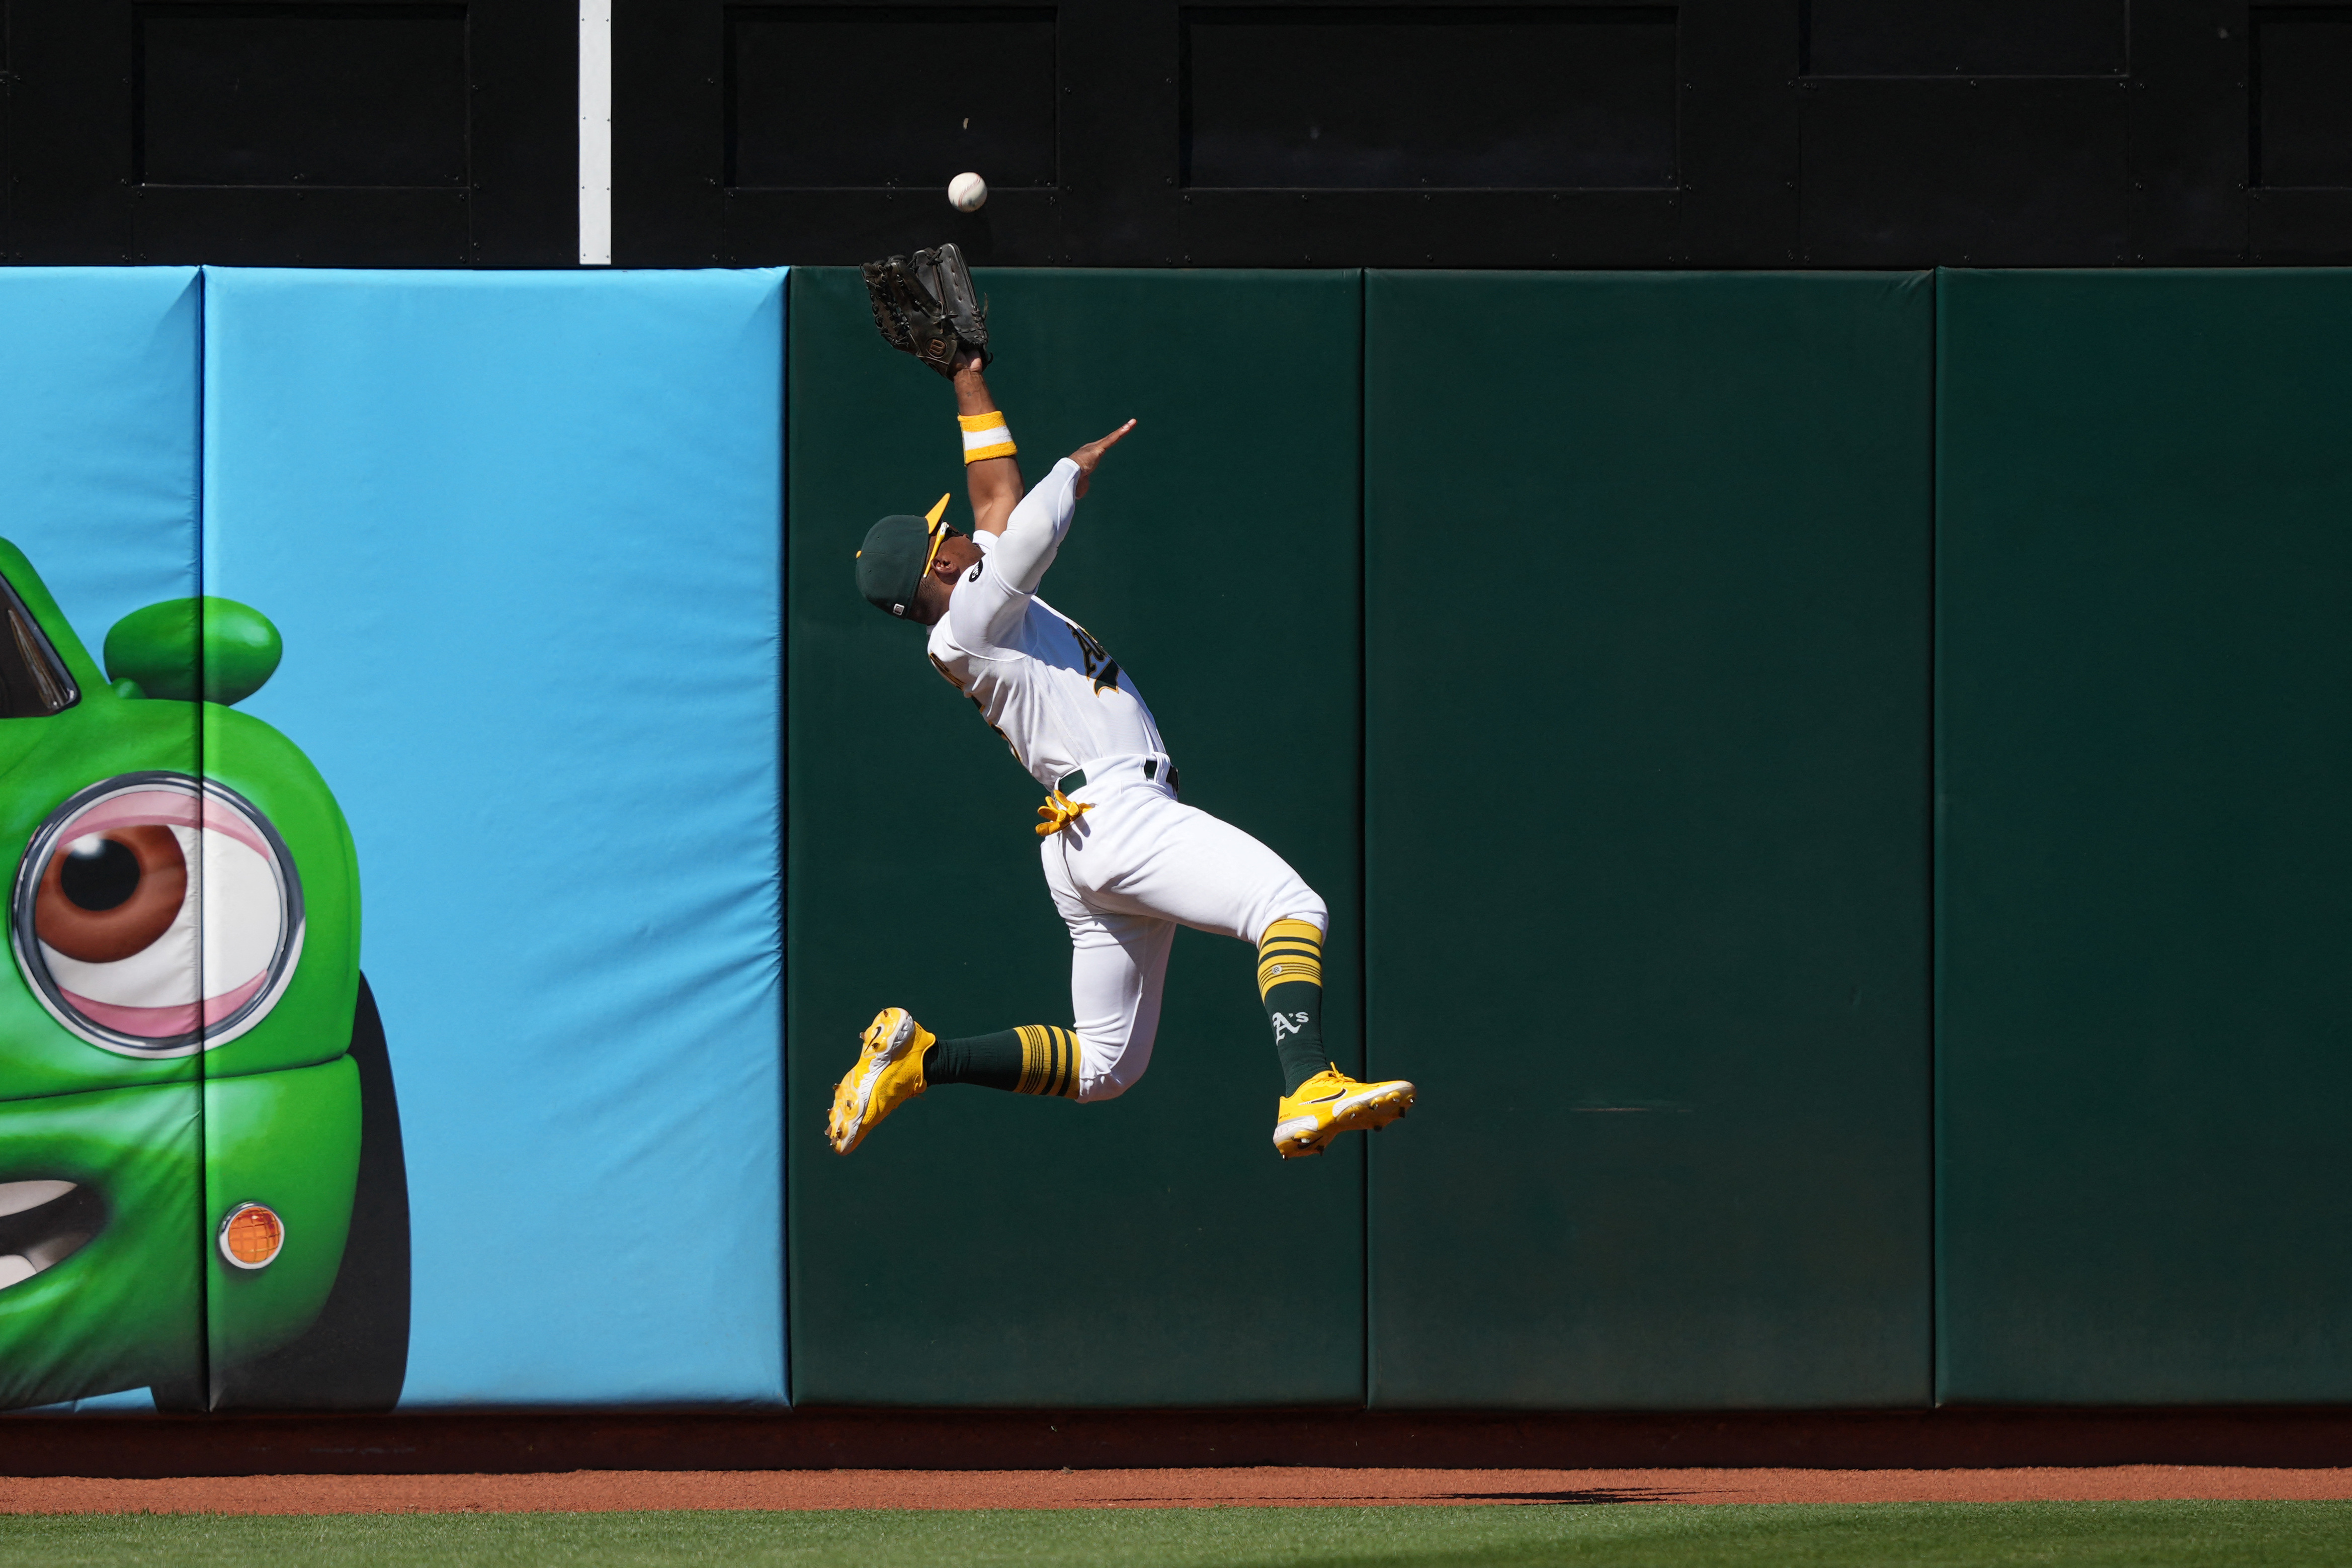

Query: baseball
949;171;988;213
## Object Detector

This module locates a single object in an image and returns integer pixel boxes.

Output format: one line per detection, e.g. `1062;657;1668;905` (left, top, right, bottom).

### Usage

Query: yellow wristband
959;410;1017;465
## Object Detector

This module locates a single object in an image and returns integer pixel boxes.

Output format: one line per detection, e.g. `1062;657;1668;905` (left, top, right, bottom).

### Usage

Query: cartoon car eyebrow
0;573;75;720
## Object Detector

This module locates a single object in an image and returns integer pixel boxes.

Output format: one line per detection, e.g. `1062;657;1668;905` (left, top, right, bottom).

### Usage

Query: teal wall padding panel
1937;270;2352;1404
204;269;787;1406
0;269;202;1414
787;269;1364;1405
1364;272;1935;1409
0;269;200;636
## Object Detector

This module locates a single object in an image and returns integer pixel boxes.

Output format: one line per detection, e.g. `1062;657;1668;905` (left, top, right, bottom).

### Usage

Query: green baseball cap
855;494;951;619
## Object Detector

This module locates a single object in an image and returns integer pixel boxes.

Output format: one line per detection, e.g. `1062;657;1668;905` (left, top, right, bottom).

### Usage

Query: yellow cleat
1273;1066;1416;1159
829;1007;934;1155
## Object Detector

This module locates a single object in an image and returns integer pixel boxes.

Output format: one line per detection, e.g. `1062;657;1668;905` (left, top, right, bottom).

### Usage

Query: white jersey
925;457;1167;787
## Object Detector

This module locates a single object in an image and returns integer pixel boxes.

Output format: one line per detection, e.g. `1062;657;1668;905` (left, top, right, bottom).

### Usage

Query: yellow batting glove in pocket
1035;790;1094;838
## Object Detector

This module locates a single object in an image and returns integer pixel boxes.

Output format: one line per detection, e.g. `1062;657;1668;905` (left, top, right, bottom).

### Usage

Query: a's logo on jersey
1069;622;1123;695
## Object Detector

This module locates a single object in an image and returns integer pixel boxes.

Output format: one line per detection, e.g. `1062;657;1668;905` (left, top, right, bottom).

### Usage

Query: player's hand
1069;419;1136;499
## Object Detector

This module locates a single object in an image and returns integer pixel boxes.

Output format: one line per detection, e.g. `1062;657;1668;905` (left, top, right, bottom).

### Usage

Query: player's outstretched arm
956;354;1024;537
985;419;1133;600
1069;419;1136;501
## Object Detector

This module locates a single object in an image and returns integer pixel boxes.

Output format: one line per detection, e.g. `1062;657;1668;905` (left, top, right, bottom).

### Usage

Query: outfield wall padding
8;264;2352;1418
1363;271;1937;1409
1935;270;2352;1404
203;269;787;1408
784;267;1367;1407
0;269;203;1413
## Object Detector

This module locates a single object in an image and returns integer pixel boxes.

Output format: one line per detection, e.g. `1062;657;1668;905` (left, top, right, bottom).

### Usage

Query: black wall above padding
617;0;2352;269
5;0;2347;270
4;0;576;266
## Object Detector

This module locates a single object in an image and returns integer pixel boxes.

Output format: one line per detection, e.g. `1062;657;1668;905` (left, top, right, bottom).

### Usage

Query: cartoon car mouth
0;1180;104;1290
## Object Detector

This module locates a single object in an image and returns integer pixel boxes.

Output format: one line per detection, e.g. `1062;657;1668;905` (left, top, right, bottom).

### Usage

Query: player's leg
914;899;1170;1105
1059;789;1415;1155
825;863;1174;1154
828;996;1124;1153
1031;830;1179;1100
1256;915;1333;1095
920;1024;1078;1097
1059;906;1176;1101
905;901;1171;1105
1061;789;1328;1086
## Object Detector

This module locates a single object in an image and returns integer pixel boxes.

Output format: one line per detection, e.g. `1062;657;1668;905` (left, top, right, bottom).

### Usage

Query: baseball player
829;245;1415;1159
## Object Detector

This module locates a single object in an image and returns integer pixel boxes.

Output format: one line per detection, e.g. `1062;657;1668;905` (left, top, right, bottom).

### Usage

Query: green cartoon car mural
0;540;406;1412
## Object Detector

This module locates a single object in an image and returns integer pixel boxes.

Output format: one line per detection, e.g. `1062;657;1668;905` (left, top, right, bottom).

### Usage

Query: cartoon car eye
10;773;304;1056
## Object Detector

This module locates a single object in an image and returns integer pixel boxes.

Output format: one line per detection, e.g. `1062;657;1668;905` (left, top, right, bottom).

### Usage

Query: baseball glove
860;242;991;377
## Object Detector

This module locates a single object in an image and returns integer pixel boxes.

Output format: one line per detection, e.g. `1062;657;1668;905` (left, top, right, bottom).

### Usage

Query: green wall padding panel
1364;272;1935;1408
786;269;1365;1405
1937;270;2352;1404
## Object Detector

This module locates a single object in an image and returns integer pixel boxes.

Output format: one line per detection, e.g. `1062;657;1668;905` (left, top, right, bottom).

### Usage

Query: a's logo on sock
1270;1011;1311;1041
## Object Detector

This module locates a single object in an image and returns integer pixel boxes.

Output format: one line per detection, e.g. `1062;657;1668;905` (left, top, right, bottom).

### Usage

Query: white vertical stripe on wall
578;0;614;265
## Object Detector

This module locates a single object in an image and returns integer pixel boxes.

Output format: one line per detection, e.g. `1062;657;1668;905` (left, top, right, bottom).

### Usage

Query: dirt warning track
4;1465;2352;1514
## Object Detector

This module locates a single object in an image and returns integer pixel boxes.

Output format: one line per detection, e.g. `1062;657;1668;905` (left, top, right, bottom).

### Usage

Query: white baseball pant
1038;760;1325;1102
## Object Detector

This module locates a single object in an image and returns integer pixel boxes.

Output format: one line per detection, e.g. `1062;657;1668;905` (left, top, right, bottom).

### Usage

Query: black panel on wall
2253;7;2352;185
1802;0;2126;75
4;0;575;265
138;4;470;186
1180;7;1675;189
727;6;1058;188
2247;6;2352;262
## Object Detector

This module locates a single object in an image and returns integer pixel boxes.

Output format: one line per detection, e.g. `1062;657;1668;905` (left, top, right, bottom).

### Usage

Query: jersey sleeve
948;458;1083;649
992;457;1082;595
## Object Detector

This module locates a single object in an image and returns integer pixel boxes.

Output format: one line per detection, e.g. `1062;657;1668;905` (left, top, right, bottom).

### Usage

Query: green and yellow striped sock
1011;1024;1083;1099
924;1025;1081;1098
1257;917;1327;1095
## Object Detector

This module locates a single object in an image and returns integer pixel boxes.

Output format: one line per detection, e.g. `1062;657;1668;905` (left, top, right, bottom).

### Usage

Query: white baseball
949;171;988;213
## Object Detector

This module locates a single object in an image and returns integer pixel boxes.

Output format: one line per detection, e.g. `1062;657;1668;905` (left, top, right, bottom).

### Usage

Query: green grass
2;1501;2347;1567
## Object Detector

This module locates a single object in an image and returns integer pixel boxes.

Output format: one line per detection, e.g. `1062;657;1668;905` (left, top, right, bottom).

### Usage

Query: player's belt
1056;758;1178;797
